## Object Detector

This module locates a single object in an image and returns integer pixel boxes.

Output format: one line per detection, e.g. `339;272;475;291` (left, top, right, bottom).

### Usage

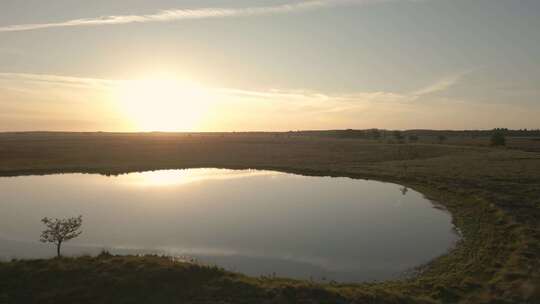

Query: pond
0;168;458;282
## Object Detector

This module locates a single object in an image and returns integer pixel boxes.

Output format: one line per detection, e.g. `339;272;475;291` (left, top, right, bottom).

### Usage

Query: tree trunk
57;241;62;257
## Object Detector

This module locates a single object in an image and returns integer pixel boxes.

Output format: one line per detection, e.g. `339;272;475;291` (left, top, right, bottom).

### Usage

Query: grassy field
0;132;539;303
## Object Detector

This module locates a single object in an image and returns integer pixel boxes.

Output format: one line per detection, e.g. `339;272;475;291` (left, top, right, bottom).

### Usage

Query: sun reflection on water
118;168;281;187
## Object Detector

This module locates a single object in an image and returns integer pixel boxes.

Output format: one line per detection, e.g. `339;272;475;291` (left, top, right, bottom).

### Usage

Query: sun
114;77;210;132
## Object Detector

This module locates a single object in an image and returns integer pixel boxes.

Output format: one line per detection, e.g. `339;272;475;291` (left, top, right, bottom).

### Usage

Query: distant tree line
289;128;540;140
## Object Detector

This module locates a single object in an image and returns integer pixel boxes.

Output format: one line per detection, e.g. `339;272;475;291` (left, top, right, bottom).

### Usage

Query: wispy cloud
411;70;471;97
0;72;115;89
0;0;403;33
0;70;480;131
0;71;460;106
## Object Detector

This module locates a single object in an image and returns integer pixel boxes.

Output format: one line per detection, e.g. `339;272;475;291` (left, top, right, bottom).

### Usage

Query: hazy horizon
1;0;539;132
0;128;538;134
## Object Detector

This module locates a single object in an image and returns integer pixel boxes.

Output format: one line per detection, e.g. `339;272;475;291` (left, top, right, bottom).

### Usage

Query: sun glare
114;77;210;131
118;169;281;187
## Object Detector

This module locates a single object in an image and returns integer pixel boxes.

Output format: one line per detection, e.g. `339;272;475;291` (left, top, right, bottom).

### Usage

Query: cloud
412;77;460;97
0;71;467;125
0;72;115;90
0;71;456;109
8;70;524;131
411;70;472;98
0;0;403;33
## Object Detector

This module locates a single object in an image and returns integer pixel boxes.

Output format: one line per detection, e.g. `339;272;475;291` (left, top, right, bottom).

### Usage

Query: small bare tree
40;215;83;257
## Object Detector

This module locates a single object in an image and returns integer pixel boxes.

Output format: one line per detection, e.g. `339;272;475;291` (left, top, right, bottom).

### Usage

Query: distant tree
370;129;381;140
491;129;506;146
408;135;419;143
438;135;447;144
393;131;404;143
40;215;83;257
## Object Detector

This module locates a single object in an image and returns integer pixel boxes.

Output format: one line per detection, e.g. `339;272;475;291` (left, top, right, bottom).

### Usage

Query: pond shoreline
1;169;459;283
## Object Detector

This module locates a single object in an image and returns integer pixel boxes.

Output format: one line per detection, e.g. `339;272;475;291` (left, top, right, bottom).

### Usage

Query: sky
0;0;539;132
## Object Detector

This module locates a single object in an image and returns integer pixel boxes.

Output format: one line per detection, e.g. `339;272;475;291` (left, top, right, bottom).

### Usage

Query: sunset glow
114;77;211;132
1;0;539;131
1;1;539;301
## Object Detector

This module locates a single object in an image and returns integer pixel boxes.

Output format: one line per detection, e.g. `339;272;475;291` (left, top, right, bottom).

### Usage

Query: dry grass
0;132;539;303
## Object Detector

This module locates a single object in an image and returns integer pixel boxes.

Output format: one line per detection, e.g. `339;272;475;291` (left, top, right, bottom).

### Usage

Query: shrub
491;130;506;146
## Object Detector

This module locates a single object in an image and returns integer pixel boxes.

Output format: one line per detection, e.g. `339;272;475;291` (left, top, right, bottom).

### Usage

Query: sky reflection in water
0;169;458;282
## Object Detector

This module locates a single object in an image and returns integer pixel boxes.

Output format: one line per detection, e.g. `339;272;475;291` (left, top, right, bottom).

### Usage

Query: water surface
0;169;458;282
